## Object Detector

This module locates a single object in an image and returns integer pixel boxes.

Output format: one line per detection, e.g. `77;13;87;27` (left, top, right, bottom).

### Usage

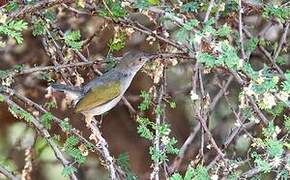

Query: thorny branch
0;164;19;180
0;94;79;180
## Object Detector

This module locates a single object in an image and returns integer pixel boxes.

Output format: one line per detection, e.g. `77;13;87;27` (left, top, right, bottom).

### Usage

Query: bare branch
1;94;79;180
0;164;20;180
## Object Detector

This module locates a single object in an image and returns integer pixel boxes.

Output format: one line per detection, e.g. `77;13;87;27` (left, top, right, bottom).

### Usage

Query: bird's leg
98;115;104;128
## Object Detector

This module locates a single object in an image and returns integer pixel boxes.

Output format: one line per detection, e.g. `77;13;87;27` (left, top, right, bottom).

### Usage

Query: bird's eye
139;58;142;61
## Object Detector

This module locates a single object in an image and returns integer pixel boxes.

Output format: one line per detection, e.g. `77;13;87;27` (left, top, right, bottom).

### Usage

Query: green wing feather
75;81;121;112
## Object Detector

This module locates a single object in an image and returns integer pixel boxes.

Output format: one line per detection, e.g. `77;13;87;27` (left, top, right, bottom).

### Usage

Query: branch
196;113;225;158
17;61;101;75
241;153;290;178
204;0;215;23
1;94;79;180
238;0;246;59
0;164;20;180
273;22;289;61
150;85;164;180
88;117;118;180
9;0;74;19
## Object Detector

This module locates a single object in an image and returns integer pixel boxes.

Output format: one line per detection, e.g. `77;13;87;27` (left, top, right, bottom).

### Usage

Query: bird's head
116;50;150;72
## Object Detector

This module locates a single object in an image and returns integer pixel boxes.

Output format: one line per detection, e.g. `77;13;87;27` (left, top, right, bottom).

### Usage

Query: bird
50;50;151;123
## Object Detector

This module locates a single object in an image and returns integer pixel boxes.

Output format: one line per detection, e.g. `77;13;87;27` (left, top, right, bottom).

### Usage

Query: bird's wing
75;81;121;113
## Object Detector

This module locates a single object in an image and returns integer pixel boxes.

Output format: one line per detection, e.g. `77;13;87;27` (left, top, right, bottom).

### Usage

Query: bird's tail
50;83;83;102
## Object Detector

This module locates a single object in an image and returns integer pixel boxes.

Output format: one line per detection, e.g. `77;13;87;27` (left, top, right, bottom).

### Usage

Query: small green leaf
0;95;4;102
62;165;77;177
216;24;232;37
170;173;183;180
184;166;194;180
4;2;19;12
147;0;160;5
9;106;34;122
60;119;72;132
0;20;28;44
64;30;82;50
40;112;54;129
32;20;46;36
138;91;152;111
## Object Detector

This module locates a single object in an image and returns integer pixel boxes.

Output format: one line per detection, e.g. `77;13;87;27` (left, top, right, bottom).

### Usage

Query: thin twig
17;61;102;75
242;153;290;178
9;0;74;19
1;94;79;180
204;0;215;22
0;164;20;180
273;22;289;61
169;123;201;172
197;113;225;158
238;0;246;59
150;85;164;180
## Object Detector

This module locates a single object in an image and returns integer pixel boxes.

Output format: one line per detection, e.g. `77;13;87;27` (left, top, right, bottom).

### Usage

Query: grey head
115;50;150;73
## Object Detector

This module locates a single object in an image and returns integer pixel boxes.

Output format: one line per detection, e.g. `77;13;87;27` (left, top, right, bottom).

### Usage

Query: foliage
138;90;152;111
117;153;137;180
108;31;126;52
9;106;34;122
1;0;290;179
40;112;54;129
64;135;86;164
62;165;77;177
32;19;46;36
263;5;290;22
4;2;19;12
99;0;127;18
64;30;82;50
137;115;179;164
0;20;28;44
170;166;210;180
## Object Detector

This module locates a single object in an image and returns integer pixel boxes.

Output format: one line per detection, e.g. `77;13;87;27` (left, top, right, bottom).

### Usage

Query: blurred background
0;1;289;180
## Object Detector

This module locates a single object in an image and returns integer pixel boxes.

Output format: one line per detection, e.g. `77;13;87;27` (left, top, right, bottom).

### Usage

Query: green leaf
216;24;232;37
138;91;152;111
62;165;77;177
147;0;160;5
196;52;216;68
137;117;154;140
263;5;290;23
169;101;176;109
99;0;127;18
244;37;259;55
4;2;19;12
184;166;194;180
66;146;86;164
0;20;28;44
60;119;72;132
64;135;79;148
108;31;126;52
40;112;54;129
116;153;137;180
9;106;34;122
32;20;46;36
149;146;167;163
262;121;276;138
217;41;241;69
0;95;4;102
252;153;271;173
266;139;284;158
193;166;210;180
181;2;200;13
64;30;82;50
170;173;183;180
